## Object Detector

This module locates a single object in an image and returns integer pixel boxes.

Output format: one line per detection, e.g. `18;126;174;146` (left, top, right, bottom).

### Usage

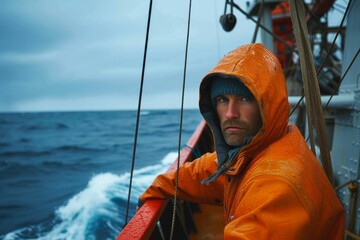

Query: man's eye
216;96;228;103
241;96;250;102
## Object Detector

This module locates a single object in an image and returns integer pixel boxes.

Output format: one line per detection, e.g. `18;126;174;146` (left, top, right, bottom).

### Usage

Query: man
139;43;345;239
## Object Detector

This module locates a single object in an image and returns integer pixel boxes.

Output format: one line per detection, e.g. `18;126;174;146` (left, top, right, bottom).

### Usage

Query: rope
335;179;360;192
301;48;359;144
323;48;360;111
251;0;264;43
214;0;221;59
345;230;360;240
289;0;351;117
289;0;334;186
315;0;351;78
169;0;192;239
185;144;202;158
124;0;153;227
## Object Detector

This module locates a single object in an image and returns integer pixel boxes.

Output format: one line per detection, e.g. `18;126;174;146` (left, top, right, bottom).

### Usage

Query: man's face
216;94;262;147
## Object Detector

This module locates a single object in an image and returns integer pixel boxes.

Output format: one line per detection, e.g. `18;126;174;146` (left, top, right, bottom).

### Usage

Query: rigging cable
323;48;360;111
251;0;264;43
124;0;153;227
315;0;351;83
296;46;358;147
169;0;193;239
334;3;347;11
214;0;221;60
300;48;360;144
289;0;334;185
289;0;352;117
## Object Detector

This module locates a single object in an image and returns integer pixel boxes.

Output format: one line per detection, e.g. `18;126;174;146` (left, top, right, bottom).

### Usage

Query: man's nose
225;100;239;119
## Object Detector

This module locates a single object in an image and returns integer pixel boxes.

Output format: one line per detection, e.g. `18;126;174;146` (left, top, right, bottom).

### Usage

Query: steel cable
289;0;352;117
170;0;193;238
124;0;153;227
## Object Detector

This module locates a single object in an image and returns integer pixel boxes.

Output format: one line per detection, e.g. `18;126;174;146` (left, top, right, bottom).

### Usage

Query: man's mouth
224;125;244;133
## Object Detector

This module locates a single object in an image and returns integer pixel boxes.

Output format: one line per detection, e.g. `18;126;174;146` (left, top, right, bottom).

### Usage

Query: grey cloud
0;0;253;112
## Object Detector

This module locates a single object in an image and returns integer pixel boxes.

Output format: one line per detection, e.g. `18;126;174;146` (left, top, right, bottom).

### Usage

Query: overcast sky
0;0;345;112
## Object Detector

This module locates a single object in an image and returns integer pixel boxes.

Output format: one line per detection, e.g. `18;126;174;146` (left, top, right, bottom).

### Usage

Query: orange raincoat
140;43;345;239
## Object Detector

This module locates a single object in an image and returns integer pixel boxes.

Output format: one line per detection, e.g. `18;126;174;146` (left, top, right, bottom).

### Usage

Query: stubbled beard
221;119;249;147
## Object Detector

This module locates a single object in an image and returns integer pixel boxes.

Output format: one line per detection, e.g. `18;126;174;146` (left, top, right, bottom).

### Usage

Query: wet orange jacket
140;43;345;239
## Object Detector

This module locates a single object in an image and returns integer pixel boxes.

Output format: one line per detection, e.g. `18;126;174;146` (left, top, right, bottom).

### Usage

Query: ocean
0;109;203;240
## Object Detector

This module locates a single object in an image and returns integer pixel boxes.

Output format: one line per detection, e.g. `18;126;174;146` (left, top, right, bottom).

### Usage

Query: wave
19;138;31;143
160;122;180;128
140;110;151;116
53;145;105;153
41;158;99;171
1;152;177;240
0;142;11;147
0;150;52;158
0;157;101;178
20;122;70;131
0;145;105;160
0;159;102;180
140;110;172;116
55;123;69;129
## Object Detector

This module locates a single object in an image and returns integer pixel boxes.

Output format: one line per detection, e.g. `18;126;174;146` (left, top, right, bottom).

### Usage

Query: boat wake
1;152;177;240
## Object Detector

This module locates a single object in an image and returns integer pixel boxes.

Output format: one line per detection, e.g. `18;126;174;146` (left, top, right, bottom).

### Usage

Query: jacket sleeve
140;152;225;206
224;176;314;239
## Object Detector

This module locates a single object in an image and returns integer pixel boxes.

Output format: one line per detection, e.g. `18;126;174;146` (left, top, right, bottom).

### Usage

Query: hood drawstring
201;137;252;184
201;164;229;185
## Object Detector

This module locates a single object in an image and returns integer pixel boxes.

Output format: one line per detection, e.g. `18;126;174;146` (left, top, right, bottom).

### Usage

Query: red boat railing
117;120;213;240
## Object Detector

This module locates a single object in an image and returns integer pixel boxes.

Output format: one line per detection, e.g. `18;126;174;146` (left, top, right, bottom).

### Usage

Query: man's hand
136;198;144;211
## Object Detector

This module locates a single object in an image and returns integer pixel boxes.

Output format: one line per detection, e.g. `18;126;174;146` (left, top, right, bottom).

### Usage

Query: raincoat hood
199;43;290;168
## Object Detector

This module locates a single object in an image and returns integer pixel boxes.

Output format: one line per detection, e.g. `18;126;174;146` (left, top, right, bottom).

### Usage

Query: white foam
161;152;179;165
2;151;177;240
37;173;123;239
140;110;150;116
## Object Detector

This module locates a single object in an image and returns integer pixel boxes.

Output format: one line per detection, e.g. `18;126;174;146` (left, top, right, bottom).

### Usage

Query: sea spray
1;110;201;239
2;152;176;240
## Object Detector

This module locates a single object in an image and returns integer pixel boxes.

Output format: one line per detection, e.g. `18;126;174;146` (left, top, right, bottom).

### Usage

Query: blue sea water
0;109;202;240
